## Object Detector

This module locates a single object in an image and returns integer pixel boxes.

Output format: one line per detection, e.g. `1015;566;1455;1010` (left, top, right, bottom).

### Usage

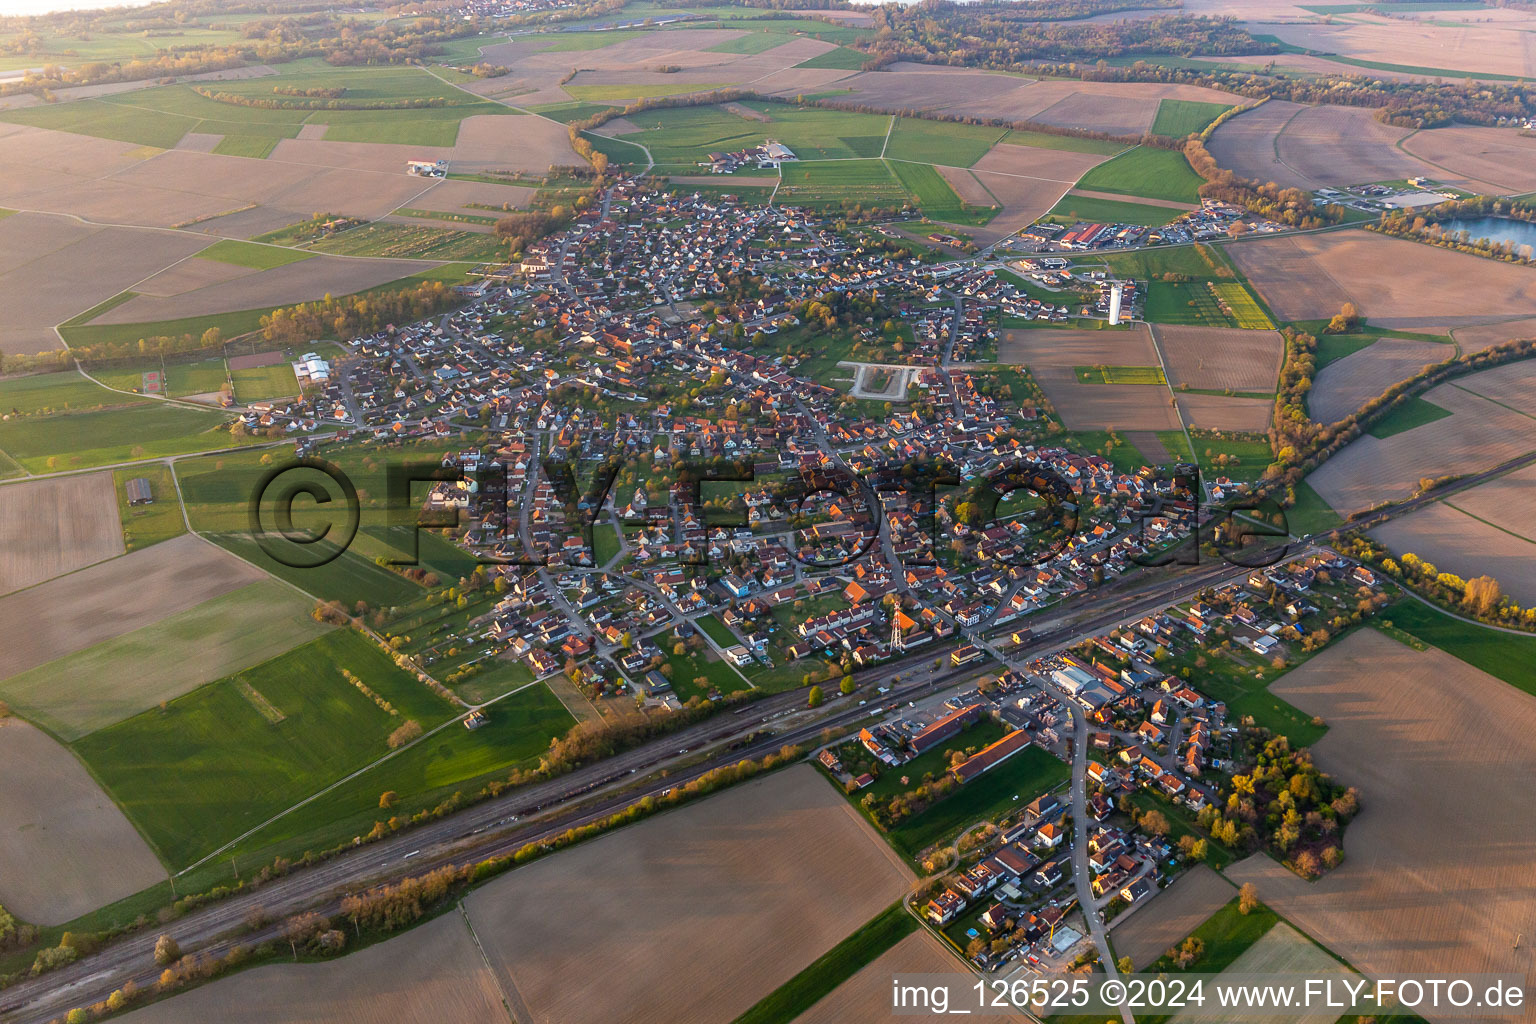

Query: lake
1438;216;1536;253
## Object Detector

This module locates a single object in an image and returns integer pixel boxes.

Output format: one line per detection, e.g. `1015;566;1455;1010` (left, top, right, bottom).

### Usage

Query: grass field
88;356;228;398
776;160;907;209
1191;435;1273;484
230;363;300;403
888;159;996;225
310;222;505;261
1151;898;1279;974
697;614;739;648
211;135;279;159
0;370;141;415
1151;99;1232;138
0;403;246;473
1368;395;1453;439
794;45;869;70
1287;480;1343;536
1385;599;1536;699
113;464;186;552
73;628;457;867
887;745;1069;858
1075;146;1205;205
1046;193;1180;228
733;902;917;1024
532;29;649;51
884;118;1008;168
230;680;575;859
196;239;315;270
1313;332;1380;371
1076;364;1167;385
607;100;891;172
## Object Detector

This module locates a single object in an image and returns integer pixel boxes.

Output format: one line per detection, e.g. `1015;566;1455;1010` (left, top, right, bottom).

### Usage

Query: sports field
230;363;301;403
73;628;459;867
886;745;1069;858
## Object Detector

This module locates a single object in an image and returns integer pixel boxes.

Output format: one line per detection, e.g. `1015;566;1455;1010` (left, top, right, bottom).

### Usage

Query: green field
593;521;622;566
776;160;907;209
1210;281;1275;329
0;580;332;742
1072;430;1150;475
212;135;279;159
888;159;996;225
604;100;892;172
794;45;869;70
88;356;229;399
73;628;458;868
887;745;1070;858
1151;99;1233;138
1101;245;1222;280
662;642;751;702
230;363;300;403
0;60;514;151
0;370;141;415
0;403;246;473
229;680;576;859
197;239;315;270
1368;395;1453;439
884;117;1008;168
532;29;650;51
1146;281;1236;327
1046;193;1180;228
1075;364;1167;385
1384;599;1536;699
310;222;506;261
113;464;186;552
1313;333;1379;371
1191;435;1274;484
1075;146;1205;205
1287;480;1343;536
733;902;917;1024
697;614;739;648
1148;898;1279;974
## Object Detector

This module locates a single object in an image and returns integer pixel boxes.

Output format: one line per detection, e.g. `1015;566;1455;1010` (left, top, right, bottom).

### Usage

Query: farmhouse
124;477;154;506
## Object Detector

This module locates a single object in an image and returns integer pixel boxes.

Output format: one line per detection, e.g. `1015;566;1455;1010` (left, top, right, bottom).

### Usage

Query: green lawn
794;45;869;70
1075;146;1205;204
532;29;650;51
776;159;908;209
1151;99;1232;138
0;403;246;473
1046;193;1181;228
1368;395;1453;439
230;363;300;403
228;680;575;860
1191;435;1274;484
1146;898;1278;974
696;614;739;648
1313;333;1379;372
733;902;917;1024
1287;479;1343;536
73;629;458;868
196;239;315;270
887;745;1069;858
1072;430;1150;475
888;159;996;225
884;117;1008;168
212;135;279;159
113;464;186;552
593;521;622;566
1385;599;1536;699
662;643;750;702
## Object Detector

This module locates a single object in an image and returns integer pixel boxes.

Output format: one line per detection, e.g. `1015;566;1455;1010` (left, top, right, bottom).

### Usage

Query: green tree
839;677;855;696
807;685;824;708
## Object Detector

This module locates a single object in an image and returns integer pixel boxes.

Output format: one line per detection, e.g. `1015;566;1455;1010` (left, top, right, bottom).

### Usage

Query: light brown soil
174;132;222;153
0;717;167;925
1452;317;1536;353
973;141;1112;183
1223;230;1536;330
1309;337;1452;424
414;176;536;212
1225;628;1536;1022
1109;864;1234;971
1125;430;1173;466
794;930;1007;1024
835;66;1034;116
1176;393;1272;432
134;255;255;298
464;765;913;1024
0;533;264;683
1157;325;1283;392
268;137;454;175
226;350;285;371
1263;19;1536;79
0;472;124;595
937;165;995;207
1274;105;1436;189
294;123;326;141
1369;500;1536;606
115;910;507;1024
1168;923;1348;1024
96;255;432;326
451;113;582;174
999;326;1182;430
1401;125;1536;194
1306;366;1536;517
1448;355;1536;418
969;171;1074;246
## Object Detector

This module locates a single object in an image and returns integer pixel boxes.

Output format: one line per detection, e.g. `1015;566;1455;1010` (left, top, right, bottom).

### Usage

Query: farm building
125;478;153;506
293;352;331;385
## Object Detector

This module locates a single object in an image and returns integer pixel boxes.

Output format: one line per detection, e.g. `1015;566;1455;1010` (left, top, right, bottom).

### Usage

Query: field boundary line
458;902;522;1024
1446;379;1536;422
879;113;894;158
1441;500;1536;547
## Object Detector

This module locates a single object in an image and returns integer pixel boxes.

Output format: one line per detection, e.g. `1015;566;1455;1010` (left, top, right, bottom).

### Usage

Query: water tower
1108;283;1125;326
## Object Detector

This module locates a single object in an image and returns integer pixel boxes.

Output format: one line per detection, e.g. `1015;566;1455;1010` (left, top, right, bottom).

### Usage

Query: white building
293;352;330;384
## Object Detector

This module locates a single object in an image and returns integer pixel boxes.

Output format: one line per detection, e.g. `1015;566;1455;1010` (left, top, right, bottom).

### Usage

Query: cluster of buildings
703;140;797;173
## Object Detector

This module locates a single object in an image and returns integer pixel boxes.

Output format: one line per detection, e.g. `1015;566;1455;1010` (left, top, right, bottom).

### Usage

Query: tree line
193;85;451;110
1370;195;1536;266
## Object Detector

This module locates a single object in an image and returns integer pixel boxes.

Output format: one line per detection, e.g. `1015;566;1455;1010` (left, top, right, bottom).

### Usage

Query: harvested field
1308;337;1451;424
793;931;995;1024
1451;356;1536;418
0;579;333;740
133;255;254;297
1400;125;1536;195
1263;19;1536;79
0;212;209;355
834;65;1035;117
95;255;432;325
1225;230;1536;330
1156;325;1282;393
115;911;506;1024
175;132;221;153
1447;460;1536;542
1168;922;1348;1024
0;472;123;595
1109;864;1233;970
1225;628;1536;1009
1031;91;1157;138
412;176;536;213
1176;393;1272;432
1000;326;1182;430
1125;430;1173;466
0;533;264;686
267;137;452;174
1452;317;1536;353
971;140;1111;183
1370;500;1536;606
936;165;995;207
1306;369;1536;515
465;765;912;1024
0;717;167;925
451;113;581;174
